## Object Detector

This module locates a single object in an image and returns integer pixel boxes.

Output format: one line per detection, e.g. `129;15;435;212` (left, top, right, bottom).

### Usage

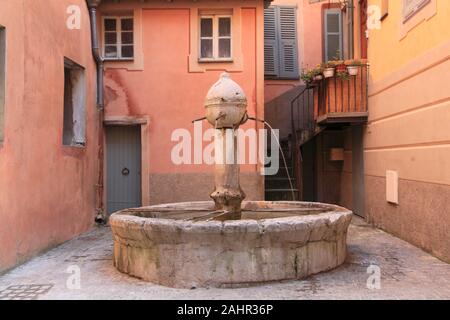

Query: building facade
0;0;100;272
355;0;450;263
95;0;266;212
263;0;450;263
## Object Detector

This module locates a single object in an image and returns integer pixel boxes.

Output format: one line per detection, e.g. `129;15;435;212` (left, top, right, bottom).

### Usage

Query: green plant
321;61;335;69
346;59;363;66
300;69;314;83
336;71;350;81
332;50;342;62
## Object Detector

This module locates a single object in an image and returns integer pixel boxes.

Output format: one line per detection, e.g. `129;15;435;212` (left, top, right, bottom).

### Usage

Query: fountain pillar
211;128;245;219
204;73;248;220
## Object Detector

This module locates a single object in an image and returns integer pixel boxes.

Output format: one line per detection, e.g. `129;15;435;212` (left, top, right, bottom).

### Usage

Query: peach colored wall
98;0;265;205
338;0;450;262
0;0;99;272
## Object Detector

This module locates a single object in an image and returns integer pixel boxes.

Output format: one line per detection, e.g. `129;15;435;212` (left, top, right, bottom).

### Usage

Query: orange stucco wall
0;0;99;272
98;0;265;205
358;0;450;262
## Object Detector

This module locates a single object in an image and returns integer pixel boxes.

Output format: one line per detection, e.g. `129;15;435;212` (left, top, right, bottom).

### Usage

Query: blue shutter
277;6;299;79
264;7;279;76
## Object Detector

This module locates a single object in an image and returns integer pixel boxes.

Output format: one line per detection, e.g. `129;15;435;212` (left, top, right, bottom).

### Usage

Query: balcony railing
314;62;369;125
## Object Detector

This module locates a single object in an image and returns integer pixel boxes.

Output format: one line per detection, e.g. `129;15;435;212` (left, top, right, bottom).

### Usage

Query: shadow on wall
265;85;307;141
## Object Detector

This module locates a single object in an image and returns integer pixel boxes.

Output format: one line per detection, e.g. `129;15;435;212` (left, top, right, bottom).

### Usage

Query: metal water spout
204;73;248;220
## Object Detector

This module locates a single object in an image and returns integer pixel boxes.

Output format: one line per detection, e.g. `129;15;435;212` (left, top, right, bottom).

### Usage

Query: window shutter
277;6;299;79
324;9;342;61
264;7;279;76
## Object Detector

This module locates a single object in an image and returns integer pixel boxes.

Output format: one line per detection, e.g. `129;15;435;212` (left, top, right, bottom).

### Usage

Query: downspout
349;0;354;59
87;0;106;224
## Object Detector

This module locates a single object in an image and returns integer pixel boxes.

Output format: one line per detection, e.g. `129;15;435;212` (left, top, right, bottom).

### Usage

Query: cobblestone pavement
0;216;449;300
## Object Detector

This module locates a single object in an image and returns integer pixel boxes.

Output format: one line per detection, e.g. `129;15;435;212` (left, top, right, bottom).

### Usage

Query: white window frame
324;8;343;62
102;16;134;61
199;15;233;62
403;0;431;23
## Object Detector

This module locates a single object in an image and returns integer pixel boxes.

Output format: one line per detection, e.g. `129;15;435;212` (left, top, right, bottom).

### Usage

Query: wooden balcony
314;63;369;126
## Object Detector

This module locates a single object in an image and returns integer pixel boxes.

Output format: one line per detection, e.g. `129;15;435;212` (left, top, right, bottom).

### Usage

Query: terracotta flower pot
323;68;335;78
336;63;347;73
347;66;359;76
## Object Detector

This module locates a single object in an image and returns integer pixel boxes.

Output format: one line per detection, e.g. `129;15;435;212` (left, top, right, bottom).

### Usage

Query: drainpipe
87;0;104;109
349;0;354;59
86;0;106;224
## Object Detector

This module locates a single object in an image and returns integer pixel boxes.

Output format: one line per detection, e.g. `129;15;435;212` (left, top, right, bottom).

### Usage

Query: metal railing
289;85;316;198
316;63;370;118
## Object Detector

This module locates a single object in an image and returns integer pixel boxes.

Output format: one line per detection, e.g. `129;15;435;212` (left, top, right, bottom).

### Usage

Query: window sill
63;143;86;149
104;58;134;62
265;76;300;81
198;58;234;63
62;144;86;158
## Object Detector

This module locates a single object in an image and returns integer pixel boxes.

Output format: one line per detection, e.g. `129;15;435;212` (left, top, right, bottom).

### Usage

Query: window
324;9;343;61
403;0;430;22
264;6;299;79
63;58;86;146
199;15;232;61
0;27;5;143
103;17;134;60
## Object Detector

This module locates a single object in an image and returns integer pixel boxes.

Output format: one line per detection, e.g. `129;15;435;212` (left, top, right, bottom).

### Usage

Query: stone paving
0;216;449;300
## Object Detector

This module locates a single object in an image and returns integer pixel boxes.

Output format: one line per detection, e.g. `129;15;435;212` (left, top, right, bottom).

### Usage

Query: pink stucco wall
99;1;265;205
0;0;99;272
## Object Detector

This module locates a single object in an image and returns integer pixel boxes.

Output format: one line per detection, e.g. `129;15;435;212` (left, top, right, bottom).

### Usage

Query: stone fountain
110;73;352;288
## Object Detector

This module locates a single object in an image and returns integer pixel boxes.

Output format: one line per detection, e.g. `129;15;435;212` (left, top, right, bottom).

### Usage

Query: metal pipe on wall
86;0;106;224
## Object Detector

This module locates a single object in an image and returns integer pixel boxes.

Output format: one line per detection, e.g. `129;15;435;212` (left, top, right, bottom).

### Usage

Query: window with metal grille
264;6;299;79
199;15;232;61
403;0;430;22
324;9;343;61
103;17;134;60
0;26;5;143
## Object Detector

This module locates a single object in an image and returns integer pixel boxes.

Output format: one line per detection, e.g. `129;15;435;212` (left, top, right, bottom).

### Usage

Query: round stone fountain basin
110;201;352;288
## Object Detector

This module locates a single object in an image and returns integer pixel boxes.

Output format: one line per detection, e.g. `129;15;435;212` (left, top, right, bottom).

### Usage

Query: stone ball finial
204;72;248;129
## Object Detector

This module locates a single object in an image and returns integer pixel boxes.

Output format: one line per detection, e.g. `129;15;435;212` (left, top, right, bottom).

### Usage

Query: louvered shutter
264;7;279;76
278;6;299;79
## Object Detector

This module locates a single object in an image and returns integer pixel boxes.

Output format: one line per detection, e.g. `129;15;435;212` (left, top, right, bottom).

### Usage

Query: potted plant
321;62;335;78
346;60;362;76
300;69;314;84
336;70;350;81
312;65;324;81
335;60;347;74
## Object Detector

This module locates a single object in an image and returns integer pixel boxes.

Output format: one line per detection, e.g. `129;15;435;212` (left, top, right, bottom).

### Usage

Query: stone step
265;177;296;189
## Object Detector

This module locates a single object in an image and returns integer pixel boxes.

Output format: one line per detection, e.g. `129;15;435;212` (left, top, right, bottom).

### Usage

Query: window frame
63;58;86;147
402;0;431;23
102;16;134;61
198;15;233;62
324;8;343;62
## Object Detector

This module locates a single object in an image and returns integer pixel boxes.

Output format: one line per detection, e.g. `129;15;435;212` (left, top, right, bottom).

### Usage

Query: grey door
106;126;142;215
